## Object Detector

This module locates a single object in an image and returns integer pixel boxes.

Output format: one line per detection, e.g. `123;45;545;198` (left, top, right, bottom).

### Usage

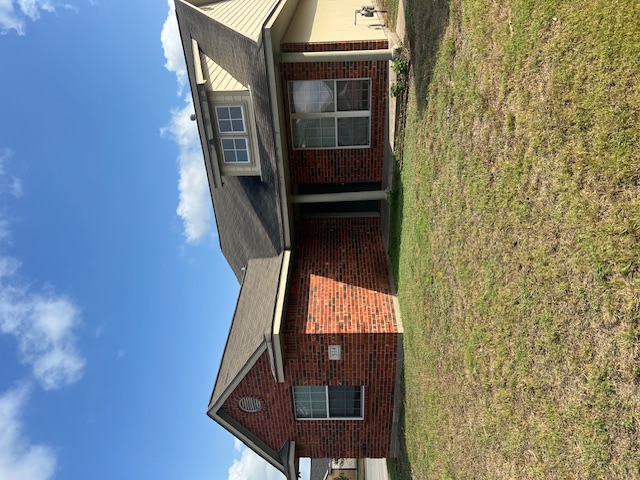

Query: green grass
389;0;640;478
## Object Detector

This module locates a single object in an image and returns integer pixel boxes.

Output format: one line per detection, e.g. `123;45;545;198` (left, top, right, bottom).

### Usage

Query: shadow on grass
387;369;414;480
405;0;452;112
388;161;411;478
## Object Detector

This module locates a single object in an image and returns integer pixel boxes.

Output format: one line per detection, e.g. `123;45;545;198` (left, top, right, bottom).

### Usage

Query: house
174;0;403;478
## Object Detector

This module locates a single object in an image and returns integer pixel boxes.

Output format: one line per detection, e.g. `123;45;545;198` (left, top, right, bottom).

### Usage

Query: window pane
337;117;370;146
292;118;336;148
229;106;243;119
294;386;327;419
328;386;362;418
236;150;248;162
337;80;370;111
290;81;335;113
222;150;237;163
217;119;230;133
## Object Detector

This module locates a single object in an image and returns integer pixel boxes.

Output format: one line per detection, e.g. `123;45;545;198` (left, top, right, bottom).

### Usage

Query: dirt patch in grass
390;0;640;478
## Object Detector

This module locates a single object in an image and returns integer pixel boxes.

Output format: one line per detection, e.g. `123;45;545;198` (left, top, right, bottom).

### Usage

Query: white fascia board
292;190;388;204
272;250;291;382
192;38;205;85
196;83;223;188
212;409;286;474
287;441;298;480
281;49;395;62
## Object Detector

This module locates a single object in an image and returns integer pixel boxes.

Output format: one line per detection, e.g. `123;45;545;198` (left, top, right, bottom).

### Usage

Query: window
220;138;250;163
214;105;250;164
289;80;371;149
293;386;363;420
215;106;246;133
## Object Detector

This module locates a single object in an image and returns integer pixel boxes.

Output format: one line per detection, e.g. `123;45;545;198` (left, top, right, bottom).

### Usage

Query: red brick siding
280;60;388;184
222;218;399;459
285;217;397;336
282;40;389;52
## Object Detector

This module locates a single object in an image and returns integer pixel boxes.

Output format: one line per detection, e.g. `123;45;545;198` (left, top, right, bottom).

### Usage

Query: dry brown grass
389;0;640;478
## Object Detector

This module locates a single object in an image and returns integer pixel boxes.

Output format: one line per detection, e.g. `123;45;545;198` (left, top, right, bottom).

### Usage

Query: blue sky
0;1;309;479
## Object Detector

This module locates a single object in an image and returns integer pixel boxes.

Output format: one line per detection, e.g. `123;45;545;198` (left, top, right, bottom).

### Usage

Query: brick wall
222;217;399;459
282;40;388;52
280;53;388;184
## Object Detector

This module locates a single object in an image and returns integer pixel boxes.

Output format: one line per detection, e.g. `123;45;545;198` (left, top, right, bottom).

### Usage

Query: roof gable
208;254;284;411
175;1;286;279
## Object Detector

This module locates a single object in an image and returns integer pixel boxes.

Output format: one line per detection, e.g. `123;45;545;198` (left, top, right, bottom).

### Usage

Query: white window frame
214;105;247;134
289;79;371;150
293;386;364;420
219;137;251;164
214;105;251;164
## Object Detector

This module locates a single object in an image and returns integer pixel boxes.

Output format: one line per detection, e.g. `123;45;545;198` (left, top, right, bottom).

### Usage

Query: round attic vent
238;397;263;413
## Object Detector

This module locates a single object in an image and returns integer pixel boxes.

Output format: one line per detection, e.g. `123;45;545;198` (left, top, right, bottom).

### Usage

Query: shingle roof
175;1;284;281
208;254;284;410
310;459;331;480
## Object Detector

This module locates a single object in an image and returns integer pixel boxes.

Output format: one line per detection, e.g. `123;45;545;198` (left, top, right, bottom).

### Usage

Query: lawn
385;0;640;478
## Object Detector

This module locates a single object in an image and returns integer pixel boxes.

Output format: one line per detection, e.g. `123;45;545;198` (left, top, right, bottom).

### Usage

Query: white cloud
161;1;213;244
233;438;243;453
0;285;85;390
162;100;213;244
17;0;54;20
0;0;25;34
228;443;285;480
0;151;85;390
0;385;56;480
160;0;187;95
0;0;70;34
9;177;23;198
0;257;21;279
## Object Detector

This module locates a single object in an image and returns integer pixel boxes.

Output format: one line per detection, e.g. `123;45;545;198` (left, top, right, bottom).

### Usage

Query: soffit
283;0;388;44
200;52;247;91
196;0;281;41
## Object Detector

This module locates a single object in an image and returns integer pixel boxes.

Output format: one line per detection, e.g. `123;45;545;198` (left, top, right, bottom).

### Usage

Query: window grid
289;79;371;150
220;138;250;164
213;104;251;165
215;106;246;133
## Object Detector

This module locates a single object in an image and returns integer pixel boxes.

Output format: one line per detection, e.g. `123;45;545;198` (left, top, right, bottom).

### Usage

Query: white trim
219;137;251;164
192;38;205;85
272;250;291;382
281;49;395;63
212;409;285;473
292;190;387;204
214;105;248;134
287;441;297;480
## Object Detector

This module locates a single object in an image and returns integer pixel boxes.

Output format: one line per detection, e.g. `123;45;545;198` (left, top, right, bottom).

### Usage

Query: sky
0;0;309;479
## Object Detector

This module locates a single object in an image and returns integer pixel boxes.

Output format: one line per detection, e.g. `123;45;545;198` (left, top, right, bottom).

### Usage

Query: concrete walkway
364;459;390;480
